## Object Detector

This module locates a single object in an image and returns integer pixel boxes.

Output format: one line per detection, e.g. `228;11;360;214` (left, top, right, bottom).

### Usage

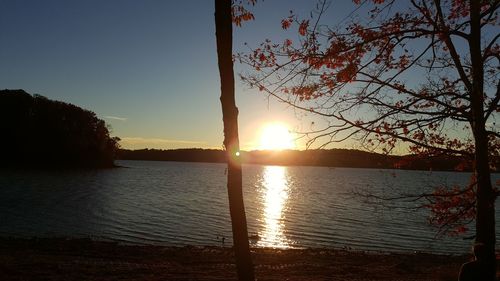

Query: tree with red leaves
238;0;499;279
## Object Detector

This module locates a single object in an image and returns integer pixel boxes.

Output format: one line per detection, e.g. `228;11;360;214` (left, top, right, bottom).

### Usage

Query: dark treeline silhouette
118;148;498;172
0;89;119;168
118;148;226;163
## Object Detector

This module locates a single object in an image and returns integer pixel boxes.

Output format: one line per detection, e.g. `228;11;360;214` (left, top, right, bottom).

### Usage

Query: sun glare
258;123;295;150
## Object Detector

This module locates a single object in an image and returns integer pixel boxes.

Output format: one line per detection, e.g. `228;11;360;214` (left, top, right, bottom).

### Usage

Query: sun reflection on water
257;165;290;248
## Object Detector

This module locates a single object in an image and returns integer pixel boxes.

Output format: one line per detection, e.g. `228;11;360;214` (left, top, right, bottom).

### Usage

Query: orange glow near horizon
258;123;295;151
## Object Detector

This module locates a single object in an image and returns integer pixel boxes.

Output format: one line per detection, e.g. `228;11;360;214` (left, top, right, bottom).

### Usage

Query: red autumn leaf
403;126;409;135
298;20;309;36
281;18;292;29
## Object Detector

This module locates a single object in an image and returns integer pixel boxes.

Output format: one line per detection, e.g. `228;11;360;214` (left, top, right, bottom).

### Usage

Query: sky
0;0;379;151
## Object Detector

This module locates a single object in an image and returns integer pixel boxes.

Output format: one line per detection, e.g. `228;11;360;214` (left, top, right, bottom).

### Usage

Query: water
0;160;499;254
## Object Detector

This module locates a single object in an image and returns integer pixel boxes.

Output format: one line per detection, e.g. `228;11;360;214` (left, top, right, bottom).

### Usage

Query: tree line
118;147;497;172
0;89;119;168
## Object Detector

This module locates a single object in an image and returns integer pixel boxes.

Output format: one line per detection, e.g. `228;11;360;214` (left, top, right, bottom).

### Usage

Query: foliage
0;89;119;168
232;0;257;26
237;0;500;238
424;178;477;236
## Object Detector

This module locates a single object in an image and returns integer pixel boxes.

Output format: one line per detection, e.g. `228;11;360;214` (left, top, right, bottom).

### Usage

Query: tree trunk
214;1;255;280
470;1;496;279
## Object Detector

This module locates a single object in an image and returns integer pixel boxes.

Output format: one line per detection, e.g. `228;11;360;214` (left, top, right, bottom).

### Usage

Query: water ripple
0;160;499;254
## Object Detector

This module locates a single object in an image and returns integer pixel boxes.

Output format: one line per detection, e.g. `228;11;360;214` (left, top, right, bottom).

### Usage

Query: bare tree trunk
214;1;255;280
470;1;496;279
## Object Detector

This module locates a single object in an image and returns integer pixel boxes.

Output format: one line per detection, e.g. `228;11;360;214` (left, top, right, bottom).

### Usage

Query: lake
1;160;499;254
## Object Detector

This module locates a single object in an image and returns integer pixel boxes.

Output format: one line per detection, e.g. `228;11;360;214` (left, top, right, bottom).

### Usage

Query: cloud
104;115;128;121
486;122;496;128
120;137;207;149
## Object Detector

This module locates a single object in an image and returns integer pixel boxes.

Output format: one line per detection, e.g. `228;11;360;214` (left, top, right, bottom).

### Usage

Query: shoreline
0;237;477;281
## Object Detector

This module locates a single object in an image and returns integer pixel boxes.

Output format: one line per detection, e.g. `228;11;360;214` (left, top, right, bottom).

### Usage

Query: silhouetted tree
238;0;499;278
214;1;255;280
0;89;119;168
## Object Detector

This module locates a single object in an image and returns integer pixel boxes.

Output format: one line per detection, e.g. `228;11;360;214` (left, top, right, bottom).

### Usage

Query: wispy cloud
486;122;496;128
104;115;128;121
120;137;207;149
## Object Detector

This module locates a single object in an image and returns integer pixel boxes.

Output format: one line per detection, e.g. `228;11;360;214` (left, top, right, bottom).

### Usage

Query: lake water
1;160;499;254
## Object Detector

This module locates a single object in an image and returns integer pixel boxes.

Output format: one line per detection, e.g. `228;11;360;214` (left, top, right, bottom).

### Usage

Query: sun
258;123;295;150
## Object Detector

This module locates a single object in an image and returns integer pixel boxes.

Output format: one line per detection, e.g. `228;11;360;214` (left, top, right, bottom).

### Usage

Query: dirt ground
0;238;478;281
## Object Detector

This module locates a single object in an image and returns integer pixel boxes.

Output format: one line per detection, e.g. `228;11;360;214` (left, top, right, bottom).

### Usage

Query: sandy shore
0;238;477;281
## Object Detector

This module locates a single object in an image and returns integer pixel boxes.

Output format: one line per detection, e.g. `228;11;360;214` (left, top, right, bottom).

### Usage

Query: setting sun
258;123;295;150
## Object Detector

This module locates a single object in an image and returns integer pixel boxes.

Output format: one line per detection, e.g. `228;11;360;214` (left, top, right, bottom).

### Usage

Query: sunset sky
1;0;367;150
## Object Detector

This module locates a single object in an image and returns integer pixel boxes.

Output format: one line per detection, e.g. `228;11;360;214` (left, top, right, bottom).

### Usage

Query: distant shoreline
117;148;500;173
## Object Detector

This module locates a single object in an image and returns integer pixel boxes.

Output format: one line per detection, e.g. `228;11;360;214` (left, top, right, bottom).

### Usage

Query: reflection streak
257;166;290;248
